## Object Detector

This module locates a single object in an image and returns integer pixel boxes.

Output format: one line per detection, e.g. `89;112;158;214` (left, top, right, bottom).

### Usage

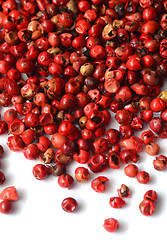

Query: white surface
0;105;167;240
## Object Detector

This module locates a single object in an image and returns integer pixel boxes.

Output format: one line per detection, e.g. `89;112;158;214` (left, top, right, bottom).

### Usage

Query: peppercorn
103;218;119;233
61;197;78;213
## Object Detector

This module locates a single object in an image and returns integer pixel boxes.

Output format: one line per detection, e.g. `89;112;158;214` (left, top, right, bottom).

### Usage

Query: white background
0;104;167;240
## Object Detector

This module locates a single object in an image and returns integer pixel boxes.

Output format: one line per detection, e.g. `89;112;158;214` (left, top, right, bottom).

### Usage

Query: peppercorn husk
158;91;167;102
66;0;78;15
40;148;55;164
47;47;62;57
80;63;94;77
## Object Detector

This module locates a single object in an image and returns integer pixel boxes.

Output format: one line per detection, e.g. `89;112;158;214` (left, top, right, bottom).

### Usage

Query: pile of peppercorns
0;0;167;233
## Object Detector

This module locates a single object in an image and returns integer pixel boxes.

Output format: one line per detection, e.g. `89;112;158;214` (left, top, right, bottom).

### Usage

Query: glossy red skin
115;86;132;103
58;173;74;189
61;139;76;156
48;32;60;47
126;55;142;71
36;136;51;152
58;121;75;136
141;21;159;34
153;155;167;171
78;0;90;12
141;130;155;144
121;136;143;152
5;79;20;96
3;15;16;30
91;176;109;193
139;199;155;216
119;125;134;139
61;197;77;213
93;138;109;154
72;36;85;49
110;100;124;113
59;12;73;27
35;37;49;51
73;150;90;164
131;83;148;96
24;113;39;128
94;125;106;138
109;197;126;208
161;109;167;122
124;164;138;177
75;19;91;35
76;92;89;108
10;42;26;58
0;186;18;201
140;110;153;122
115;110;133;125
106;129;120;145
33;93;47;107
77;138;90;151
44;123;58;135
32;164;48;180
39;113;54;126
81;128;93;140
130;116;144;131
20;83;39;99
7;69;20;80
23;144;39;160
15;102;33;116
51;133;67;149
0;200;13;214
50;62;63;77
22;129;36;145
59;33;72;48
41;103;57;115
7;136;24;152
144;190;158;202
0;121;8;135
0;60;11;74
90;45;105;60
136;171;150;184
8;119;25;136
59;93;77;110
87;154;108;173
0;145;4;158
103;218;119;232
120;150;139;164
66;63;80;78
141;55;154;67
37;51;52;66
149;117;165;133
101;110;111;125
41;19;54;33
150;98;166;112
16;58;34;74
75;167;90;182
115;44;132;61
0;171;6;185
83;103;98;117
